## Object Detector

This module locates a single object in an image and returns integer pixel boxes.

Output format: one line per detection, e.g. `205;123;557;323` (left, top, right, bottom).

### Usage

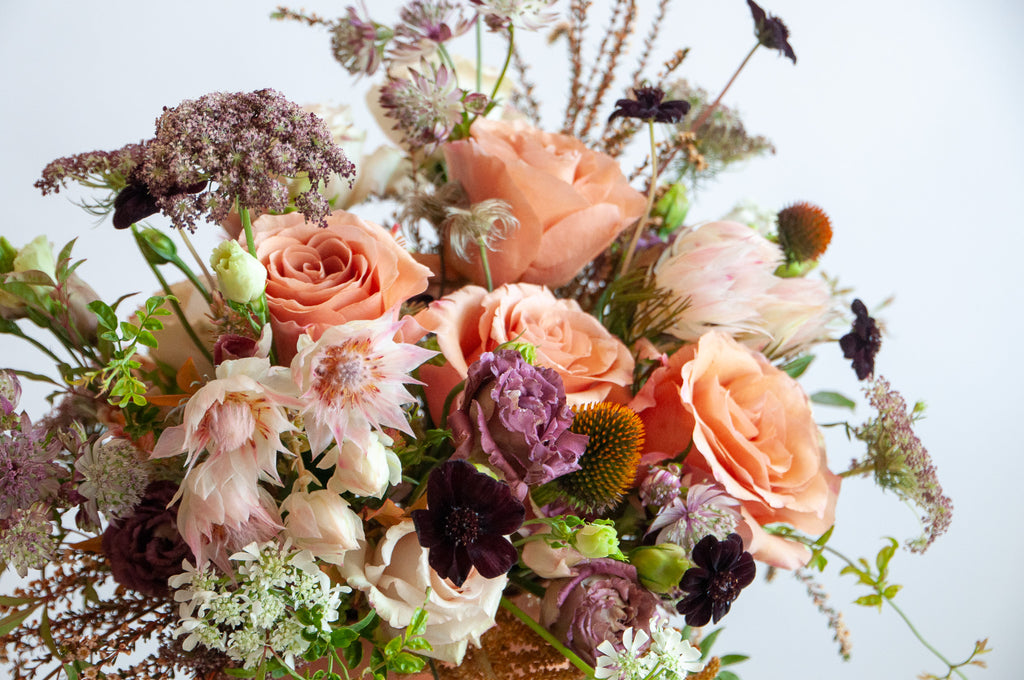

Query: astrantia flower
840;299;882;380
330;3;390;77
0;506;57;577
0;414;61;520
638;464;683;507
391;0;474;62
411;459;525;587
648;483;741;555
291;318;436;455
747;0;796;63
470;0;560;31
608;87;691;124
676;533;756;627
379;61;466;149
75;436;150;520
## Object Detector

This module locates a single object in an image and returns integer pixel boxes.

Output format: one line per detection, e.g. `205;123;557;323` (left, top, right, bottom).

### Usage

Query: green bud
630;543;693;593
210;240;268;304
495;339;538;365
574;523;620;559
13;235;57;281
653;182;690;236
137;228;179;266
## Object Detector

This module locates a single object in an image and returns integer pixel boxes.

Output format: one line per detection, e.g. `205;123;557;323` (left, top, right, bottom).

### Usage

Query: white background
1;1;1022;679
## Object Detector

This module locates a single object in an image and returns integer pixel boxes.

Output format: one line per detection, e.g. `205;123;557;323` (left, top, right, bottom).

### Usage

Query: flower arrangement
0;2;992;680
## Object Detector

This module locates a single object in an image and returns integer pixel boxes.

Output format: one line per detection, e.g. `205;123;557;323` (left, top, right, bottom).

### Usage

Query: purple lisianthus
449;349;588;501
102;481;192;597
539;558;660;666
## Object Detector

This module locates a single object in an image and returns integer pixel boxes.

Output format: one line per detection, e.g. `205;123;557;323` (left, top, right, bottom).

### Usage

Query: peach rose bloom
247;210;431;362
442;118;646;287
415;283;634;423
630;331;840;569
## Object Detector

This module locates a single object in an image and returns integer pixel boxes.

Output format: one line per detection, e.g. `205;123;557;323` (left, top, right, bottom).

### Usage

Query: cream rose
247;210;431;363
338;520;505;664
414;283;634;422
630;331;840;569
442;118;646;287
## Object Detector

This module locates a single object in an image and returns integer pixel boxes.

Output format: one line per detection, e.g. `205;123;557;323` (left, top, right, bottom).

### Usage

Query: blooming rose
630;331;840;569
652;221;835;359
449;349;587;500
415;283;634;421
247;210;432;362
442;118;646;287
280;488;364;565
339;520;506;664
539;558;659;666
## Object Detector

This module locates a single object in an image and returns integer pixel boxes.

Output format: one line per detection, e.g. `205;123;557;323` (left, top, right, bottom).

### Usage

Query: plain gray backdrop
1;1;1021;678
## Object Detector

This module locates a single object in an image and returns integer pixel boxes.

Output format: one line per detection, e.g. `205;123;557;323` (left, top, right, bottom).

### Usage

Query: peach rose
247;210;431;362
630;331;840;569
415;283;634;422
442;118;646;287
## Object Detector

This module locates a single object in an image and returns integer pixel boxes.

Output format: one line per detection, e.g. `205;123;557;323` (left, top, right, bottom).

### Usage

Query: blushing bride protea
290;317;436;456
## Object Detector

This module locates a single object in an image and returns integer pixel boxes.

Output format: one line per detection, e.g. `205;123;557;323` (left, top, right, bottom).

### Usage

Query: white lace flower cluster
594;619;705;680
169;541;349;669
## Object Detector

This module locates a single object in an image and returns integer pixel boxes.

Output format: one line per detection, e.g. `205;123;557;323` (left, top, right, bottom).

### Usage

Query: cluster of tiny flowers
34;142;147;197
145;89;354;229
380;62;466;149
594;620;704;680
74;437;150;520
853;376;952;552
0;414;62;520
330;4;390;76
470;0;560;31
0;506;58;577
391;0;474;61
169;542;349;669
639;464;684;507
647;483;740;555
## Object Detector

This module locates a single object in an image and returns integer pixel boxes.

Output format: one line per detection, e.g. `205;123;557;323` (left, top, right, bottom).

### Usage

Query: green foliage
595;268;690;346
811;391;856;410
77;295;173;407
839;537;902;610
780;354;814;379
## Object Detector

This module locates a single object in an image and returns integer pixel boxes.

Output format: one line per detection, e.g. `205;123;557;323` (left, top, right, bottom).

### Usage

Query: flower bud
630;542;693;594
137;228;179;266
574;523;620;559
281;489;364;565
0;369;21;417
210;240;267;304
653;182;690;235
0;236;58;319
13;235;57;280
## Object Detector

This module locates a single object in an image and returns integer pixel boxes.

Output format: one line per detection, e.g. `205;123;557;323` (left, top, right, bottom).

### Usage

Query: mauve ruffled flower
449;349;588;500
539;558;660;666
102;481;192;597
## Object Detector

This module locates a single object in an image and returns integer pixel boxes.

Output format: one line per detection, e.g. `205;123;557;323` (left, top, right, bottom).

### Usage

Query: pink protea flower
176;454;284;571
153;357;302;485
291;318;436;456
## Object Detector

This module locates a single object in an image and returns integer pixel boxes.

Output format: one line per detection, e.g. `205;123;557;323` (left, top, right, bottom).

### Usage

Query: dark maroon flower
608;87;691;124
112;178;207;229
448;349;587;501
747;1;796;63
102;480;192;597
839;299;882;380
411;459;525;587
675;533;755;627
213;333;261;365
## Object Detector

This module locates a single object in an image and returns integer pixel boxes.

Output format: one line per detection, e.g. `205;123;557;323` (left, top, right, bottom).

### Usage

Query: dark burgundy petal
734;553;757;588
711;599;733;624
412;508;443;548
677;594;713;627
467;533;517;579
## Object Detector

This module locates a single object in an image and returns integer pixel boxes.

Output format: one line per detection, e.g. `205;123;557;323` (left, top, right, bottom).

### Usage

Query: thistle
554;402;644;513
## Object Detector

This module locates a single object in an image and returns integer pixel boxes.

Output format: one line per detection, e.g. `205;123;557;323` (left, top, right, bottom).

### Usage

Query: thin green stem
437;44;459;85
490;26;514;105
175;229;214;303
499;597;594;678
688;43;759;135
478;240;494;291
239;205;270;329
618;120;659;277
475;16;483;92
270;650;306;680
885;598;967;680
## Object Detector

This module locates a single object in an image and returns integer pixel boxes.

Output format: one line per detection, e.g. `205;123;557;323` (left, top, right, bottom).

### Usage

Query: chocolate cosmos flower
412;459;525;587
609;87;691;124
839;298;882;380
747;0;796;63
675;533;755;627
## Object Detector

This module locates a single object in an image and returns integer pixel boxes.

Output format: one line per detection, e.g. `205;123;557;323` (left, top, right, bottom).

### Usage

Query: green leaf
330;628;359;649
0;595;37;606
810;391;856;410
719;654;750;666
5;269;57;287
39;608;62;659
57;239;78;267
883;584;902;600
88;300;118;330
135;330;158;348
699;627;724;656
854;594;882;608
388;651;426;674
62;663;80;680
716;671;741;680
781;354;814;378
223;669;258;678
403;637;432;652
384;635;404;658
408;607;429;637
342;637;363;668
875;537;898;575
0;603;41;636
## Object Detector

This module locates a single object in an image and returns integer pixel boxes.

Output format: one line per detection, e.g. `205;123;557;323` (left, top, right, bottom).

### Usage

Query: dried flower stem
579;0;637;140
499;597;593;677
562;0;591;133
628;0;673;87
618;121;658;276
689;43;759;135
